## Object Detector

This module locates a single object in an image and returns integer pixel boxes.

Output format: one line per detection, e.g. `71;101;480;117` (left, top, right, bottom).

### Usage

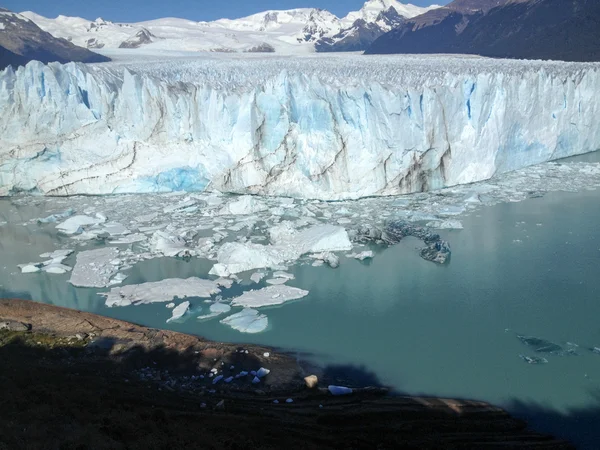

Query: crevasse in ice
1;55;599;199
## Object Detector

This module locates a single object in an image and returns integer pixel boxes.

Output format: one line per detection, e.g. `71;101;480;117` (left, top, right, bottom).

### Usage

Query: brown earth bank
0;299;572;449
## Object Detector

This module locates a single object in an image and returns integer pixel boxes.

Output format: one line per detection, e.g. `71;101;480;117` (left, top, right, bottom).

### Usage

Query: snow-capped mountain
0;8;109;70
20;1;441;54
365;0;600;62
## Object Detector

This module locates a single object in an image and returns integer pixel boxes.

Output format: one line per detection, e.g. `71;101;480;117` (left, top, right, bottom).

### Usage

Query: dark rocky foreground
0;299;572;449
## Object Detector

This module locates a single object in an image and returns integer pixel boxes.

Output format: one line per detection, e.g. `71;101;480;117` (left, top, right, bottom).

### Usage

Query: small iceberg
167;301;190;323
230;285;309;308
220;308;268;334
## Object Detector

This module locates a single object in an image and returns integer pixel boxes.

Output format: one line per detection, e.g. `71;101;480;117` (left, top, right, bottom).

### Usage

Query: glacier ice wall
1;55;599;199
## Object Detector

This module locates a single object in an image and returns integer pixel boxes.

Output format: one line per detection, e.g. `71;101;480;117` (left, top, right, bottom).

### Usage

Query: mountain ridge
365;0;600;62
19;1;441;54
0;8;110;70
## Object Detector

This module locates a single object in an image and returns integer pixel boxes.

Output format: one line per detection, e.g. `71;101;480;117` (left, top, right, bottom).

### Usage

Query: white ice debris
19;264;41;273
426;220;464;230
218;196;268;216
250;272;266;283
108;272;128;286
266;278;289;285
166;301;190;323
17;249;75;275
39;249;74;260
197;302;231;320
220;308;268;334
38;209;74;224
310;252;339;268
103;277;220;307
166;303;175;309
68;247;119;287
215;278;234;289
272;271;294;280
211;224;350;274
348;251;374;261
230;285;309;308
151;231;192;257
56;214;106;234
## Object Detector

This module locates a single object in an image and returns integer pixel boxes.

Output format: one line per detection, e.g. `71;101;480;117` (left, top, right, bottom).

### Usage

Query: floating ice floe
210;224;351;275
68;247;119;287
197;302;232;320
426;220;464;230
167;301;190;323
348;251;374;261
310;252;339;268
218;196;268;216
108;273;128;286
109;233;147;244
56;214;106;234
250;272;266;283
230;285;309;308
103;277;220;307
19;249;75;274
220;308;268;334
215;278;235;289
151;231;193;257
38;208;74;224
266;278;289;285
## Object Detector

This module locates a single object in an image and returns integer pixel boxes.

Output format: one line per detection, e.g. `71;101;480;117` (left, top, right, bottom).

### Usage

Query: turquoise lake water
1;153;600;446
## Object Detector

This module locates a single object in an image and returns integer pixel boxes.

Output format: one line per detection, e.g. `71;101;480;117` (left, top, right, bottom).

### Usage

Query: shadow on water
506;391;600;450
0;329;575;449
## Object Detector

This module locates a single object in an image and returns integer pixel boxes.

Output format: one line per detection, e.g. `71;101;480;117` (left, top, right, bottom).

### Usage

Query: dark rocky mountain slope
366;0;600;62
0;8;110;70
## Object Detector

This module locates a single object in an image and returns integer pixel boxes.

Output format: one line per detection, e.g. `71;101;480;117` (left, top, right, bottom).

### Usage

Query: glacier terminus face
1;54;599;199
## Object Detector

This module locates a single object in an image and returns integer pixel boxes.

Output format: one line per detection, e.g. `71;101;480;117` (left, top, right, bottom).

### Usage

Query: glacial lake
1;152;600;447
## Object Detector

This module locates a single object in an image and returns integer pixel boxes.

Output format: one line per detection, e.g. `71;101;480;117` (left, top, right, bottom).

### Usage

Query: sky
3;0;448;22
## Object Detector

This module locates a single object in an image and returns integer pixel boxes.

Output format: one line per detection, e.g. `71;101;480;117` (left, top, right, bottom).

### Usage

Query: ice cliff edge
1;56;599;199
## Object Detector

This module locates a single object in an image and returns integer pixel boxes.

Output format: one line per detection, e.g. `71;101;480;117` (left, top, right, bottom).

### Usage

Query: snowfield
19;1;439;54
0;54;599;199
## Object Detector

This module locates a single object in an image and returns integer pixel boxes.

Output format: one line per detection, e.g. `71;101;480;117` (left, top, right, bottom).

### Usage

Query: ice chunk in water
250;272;266;283
220;308;268;334
167;301;190;323
151;231;192;257
69;247;119;288
266;278;288;285
103;277;220;307
197;302;232;320
57;214;106;234
230;285;309;308
38;208;75;224
218;196;268;216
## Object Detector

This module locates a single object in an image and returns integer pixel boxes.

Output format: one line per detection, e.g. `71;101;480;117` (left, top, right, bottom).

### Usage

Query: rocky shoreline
0;299;572;448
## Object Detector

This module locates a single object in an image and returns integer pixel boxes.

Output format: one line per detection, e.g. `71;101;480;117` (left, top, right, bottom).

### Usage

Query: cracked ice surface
103;277;221;307
69;247;119;288
2;55;599;199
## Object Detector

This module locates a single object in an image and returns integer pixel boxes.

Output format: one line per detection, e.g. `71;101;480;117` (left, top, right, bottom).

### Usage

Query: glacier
1;54;599;200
